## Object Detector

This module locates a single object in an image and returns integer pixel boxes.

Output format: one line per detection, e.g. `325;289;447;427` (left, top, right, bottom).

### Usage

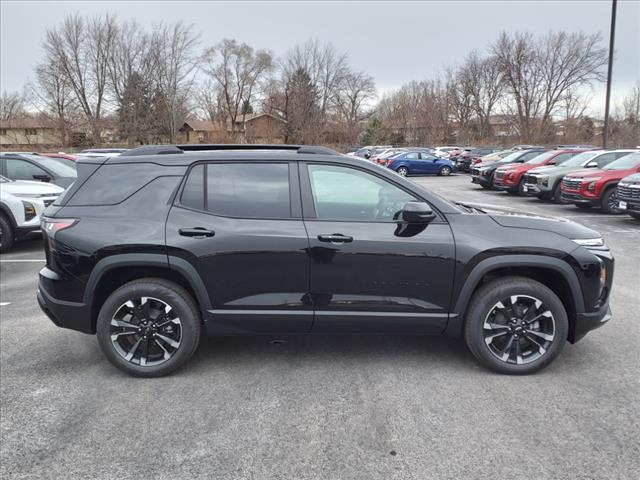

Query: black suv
38;145;614;377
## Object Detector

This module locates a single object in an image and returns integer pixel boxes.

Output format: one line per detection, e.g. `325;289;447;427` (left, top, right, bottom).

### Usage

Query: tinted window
405;152;419;159
5;159;47;180
205;163;290;218
24;155;76;177
308;164;416;222
602;153;640;170
68;163;184;206
518;151;545;162
594;153;617;167
181;164;204;210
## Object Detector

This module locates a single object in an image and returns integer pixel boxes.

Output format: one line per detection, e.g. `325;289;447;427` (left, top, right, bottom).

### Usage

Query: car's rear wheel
464;276;568;375
630;212;640;220
439;165;452;176
96;278;201;377
0;216;14;253
396;166;409;176
601;187;623;214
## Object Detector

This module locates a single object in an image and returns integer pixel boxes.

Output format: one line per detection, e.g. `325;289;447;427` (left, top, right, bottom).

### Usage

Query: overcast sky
1;0;638;115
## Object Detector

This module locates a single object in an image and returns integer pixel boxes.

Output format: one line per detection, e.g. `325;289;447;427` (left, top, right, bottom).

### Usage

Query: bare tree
26;60;77;146
201;39;273;139
149;21;199;142
492;30;607;142
333;70;376;143
0;91;25;121
43;13;118;142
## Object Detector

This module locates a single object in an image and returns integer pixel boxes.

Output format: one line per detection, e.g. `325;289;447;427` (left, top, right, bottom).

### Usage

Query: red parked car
561;152;640;213
493;149;586;194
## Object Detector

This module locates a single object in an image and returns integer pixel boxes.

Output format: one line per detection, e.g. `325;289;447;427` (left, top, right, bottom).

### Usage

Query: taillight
41;217;78;239
386;160;394;167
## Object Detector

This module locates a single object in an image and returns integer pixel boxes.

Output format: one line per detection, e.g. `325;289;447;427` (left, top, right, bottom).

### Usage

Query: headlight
572;238;604;247
22;201;36;221
586;178;601;192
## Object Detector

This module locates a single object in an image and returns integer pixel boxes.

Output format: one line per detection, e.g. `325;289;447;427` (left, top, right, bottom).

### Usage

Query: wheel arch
444;255;585;342
85;253;211;332
0;202;18;227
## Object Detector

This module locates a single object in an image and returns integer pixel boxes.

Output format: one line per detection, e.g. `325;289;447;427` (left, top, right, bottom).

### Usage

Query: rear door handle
317;234;353;243
179;227;215;238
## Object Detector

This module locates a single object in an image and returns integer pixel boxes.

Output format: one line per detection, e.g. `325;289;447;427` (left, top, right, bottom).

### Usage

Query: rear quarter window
66;163;185;206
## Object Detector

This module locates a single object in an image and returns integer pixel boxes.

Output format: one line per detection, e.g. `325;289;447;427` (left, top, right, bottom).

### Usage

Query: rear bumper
572;303;612;343
37;267;93;334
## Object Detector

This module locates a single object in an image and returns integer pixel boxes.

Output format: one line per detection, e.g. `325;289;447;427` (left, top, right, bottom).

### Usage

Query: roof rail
125;144;339;157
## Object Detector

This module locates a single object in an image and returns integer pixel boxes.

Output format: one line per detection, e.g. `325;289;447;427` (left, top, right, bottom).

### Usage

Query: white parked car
0;175;64;252
433;146;460;158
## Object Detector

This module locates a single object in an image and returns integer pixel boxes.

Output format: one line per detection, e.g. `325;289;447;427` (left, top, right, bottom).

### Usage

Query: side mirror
397;202;436;224
32;174;51;182
586;161;598;168
547;160;556;165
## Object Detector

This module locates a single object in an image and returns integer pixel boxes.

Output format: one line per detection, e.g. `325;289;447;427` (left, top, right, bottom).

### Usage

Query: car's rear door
300;162;455;334
165;161;312;335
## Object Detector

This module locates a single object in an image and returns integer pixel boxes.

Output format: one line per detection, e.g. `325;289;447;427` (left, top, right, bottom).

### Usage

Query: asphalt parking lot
1;173;639;480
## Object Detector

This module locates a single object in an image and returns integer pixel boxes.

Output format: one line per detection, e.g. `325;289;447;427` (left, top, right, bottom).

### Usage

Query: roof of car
76;144;354;167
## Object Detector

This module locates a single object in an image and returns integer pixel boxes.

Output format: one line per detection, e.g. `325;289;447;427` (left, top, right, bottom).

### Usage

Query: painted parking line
0;302;10;306
0;259;45;263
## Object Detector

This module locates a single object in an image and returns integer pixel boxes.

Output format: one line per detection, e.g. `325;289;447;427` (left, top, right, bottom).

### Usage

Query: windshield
602;153;640;170
21;154;77;177
496;151;525;163
560;151;600;167
525;151;557;165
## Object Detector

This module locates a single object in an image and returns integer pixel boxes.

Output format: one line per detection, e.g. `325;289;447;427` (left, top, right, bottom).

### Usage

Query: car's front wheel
0;215;14;253
396;166;409;176
601;187;623;214
464;276;568;375
96;278;201;377
439;165;452;176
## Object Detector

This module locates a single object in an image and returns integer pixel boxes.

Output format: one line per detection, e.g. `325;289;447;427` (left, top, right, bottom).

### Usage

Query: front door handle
179;227;215;238
317;233;353;243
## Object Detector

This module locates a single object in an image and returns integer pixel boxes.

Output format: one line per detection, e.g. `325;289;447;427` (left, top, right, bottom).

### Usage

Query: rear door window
5;159;47;180
181;163;291;219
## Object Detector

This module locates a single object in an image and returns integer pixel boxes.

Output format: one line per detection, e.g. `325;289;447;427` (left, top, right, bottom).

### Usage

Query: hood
459;202;600;240
620;173;640;184
529;164;570;175
496;163;525;172
564;168;604;179
0;180;64;196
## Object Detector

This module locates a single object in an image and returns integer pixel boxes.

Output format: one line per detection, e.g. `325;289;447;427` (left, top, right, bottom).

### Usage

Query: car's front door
300;162;456;334
165;161;312;335
420;154;439;173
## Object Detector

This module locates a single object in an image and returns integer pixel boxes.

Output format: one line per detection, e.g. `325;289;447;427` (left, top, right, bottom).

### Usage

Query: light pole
602;0;617;149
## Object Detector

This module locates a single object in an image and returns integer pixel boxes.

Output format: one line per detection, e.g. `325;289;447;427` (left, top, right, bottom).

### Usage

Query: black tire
464;276;568;375
481;184;491;189
96;278;201;377
552;182;567;204
0;215;14;253
630;212;640;220
601;187;623;214
516;178;526;195
396;166;409;176
439;165;452;176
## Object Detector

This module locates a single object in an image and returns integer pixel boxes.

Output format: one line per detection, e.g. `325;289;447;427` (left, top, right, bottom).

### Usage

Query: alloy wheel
441;166;451;176
109;296;182;366
482;295;555;365
397;167;408;176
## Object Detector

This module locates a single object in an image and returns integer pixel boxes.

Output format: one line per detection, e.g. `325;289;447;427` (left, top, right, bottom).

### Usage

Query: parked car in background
556;144;599;150
471;149;548;189
0;152;77;188
616;173;640;219
493;149;585;194
386;151;456;176
455;147;501;172
353;145;393;160
80;148;129;158
523;150;635;203
0;175;63;252
373;148;406;165
561;152;640;214
42;152;79;168
511;145;545;150
433;146;460;158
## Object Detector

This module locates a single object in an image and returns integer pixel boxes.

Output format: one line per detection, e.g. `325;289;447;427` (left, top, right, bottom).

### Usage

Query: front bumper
471;175;492;187
37;267;93;334
572;303;612;343
617;197;640;213
561;191;599;205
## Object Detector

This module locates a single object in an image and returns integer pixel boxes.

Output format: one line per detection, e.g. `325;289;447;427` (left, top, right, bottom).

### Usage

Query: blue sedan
386;151;456;176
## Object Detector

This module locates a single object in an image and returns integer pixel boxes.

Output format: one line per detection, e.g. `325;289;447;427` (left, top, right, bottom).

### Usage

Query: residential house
179;114;286;145
0;118;59;150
